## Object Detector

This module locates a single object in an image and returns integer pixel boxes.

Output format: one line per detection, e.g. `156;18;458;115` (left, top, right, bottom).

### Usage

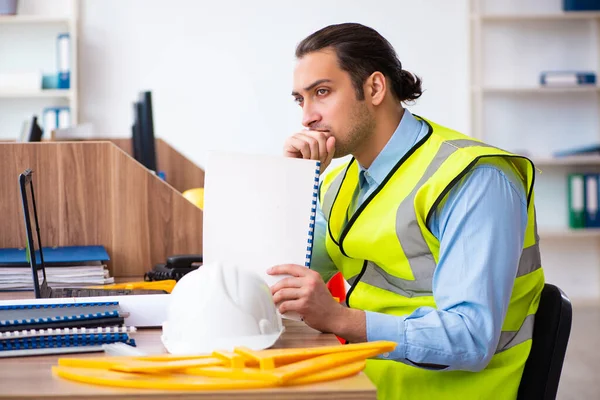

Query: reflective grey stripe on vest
519;244;541;277
495;314;535;353
325;138;540;296
389;139;503;294
345;246;541;298
321;169;345;221
346;261;432;298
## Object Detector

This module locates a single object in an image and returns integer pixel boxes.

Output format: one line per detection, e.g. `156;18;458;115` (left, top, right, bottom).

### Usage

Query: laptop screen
19;169;48;298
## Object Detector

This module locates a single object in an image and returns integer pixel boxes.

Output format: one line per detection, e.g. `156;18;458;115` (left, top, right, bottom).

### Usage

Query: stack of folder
0;301;137;357
0;245;114;291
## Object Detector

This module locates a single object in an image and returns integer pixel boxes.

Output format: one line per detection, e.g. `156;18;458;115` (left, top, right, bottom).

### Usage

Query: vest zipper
327;159;356;247
345;260;368;308
338;122;434;257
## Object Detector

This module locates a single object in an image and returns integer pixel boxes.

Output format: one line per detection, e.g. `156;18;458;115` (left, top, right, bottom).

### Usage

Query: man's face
292;49;375;158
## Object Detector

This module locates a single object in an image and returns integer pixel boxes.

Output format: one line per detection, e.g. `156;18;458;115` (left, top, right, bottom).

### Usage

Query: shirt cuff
365;310;407;361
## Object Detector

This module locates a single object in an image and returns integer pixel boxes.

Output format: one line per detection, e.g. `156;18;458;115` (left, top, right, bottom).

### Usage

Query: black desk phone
144;254;202;282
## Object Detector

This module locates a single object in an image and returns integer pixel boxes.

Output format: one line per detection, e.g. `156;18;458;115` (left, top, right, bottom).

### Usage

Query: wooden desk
0;292;377;399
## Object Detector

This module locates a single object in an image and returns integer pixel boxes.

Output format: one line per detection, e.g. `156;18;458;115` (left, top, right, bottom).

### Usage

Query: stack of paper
0;246;113;290
0;265;113;290
202;151;321;287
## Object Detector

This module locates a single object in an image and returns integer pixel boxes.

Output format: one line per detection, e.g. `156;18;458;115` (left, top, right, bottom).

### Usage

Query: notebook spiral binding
0;326;136;339
0;310;120;327
0;335;136;351
0;301;119;311
305;161;321;268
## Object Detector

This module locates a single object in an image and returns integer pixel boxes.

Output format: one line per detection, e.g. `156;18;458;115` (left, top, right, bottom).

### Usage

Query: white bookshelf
540;228;600;239
0;89;73;99
0;15;71;24
533;155;600;166
475;86;600;94
470;0;600;226
469;0;600;302
0;0;78;139
476;12;600;21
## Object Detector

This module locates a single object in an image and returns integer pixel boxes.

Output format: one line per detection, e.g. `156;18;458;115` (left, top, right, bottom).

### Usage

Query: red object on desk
327;272;346;303
327;272;347;344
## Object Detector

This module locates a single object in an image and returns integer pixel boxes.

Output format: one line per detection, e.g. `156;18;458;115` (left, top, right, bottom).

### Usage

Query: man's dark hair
296;23;423;103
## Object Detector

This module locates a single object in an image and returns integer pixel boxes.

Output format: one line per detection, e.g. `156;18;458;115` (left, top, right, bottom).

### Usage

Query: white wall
78;0;470;169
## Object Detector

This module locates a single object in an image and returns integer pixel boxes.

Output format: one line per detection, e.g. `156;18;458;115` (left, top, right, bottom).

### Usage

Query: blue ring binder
0;326;138;355
3;310;120;327
0;301;118;311
0;335;136;351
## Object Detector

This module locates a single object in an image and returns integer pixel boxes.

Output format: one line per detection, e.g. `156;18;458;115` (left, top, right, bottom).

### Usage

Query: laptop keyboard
49;288;165;298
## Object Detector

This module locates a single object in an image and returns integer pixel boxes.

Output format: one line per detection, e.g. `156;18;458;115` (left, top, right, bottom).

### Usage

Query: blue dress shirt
310;110;528;371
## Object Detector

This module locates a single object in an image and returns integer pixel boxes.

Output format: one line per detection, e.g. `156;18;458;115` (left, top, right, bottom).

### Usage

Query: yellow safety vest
320;118;544;399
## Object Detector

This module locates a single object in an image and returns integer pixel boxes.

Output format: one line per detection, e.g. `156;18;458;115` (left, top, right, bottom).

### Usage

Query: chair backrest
517;283;573;400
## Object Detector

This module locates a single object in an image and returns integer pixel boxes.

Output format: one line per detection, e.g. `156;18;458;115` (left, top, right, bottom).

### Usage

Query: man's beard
333;102;375;158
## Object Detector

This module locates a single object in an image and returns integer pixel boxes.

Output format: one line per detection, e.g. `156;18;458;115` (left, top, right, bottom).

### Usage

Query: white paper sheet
202;151;320;288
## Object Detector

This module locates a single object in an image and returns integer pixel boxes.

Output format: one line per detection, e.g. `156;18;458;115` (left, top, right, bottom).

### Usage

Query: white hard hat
161;262;285;355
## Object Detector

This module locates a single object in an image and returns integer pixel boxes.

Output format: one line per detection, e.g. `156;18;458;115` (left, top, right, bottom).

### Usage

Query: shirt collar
358;109;425;186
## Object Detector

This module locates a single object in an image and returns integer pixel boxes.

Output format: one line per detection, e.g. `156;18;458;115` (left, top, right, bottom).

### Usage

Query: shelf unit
469;0;600;301
470;0;600;228
540;228;600;239
0;15;71;24
0;89;73;99
0;0;78;139
474;85;600;94
533;155;600;167
475;11;600;21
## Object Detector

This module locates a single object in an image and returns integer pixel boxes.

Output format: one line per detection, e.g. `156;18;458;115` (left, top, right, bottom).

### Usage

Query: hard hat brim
161;327;285;355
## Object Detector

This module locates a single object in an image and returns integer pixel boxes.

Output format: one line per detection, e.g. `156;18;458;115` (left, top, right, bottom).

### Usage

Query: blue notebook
0;301;125;331
0;246;109;266
0;326;136;358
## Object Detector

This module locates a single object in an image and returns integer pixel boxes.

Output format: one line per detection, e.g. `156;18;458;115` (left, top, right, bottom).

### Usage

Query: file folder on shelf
57;33;70;89
568;173;585;229
585;174;600;228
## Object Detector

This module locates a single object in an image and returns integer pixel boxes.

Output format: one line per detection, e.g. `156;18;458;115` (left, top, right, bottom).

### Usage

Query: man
268;23;544;399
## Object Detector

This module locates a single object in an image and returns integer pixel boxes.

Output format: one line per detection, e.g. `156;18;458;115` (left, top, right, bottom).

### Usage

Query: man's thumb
322;136;336;171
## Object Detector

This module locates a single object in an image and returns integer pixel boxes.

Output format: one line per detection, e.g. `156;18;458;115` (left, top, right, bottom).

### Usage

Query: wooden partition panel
0;142;203;277
155;139;205;194
86;138;204;194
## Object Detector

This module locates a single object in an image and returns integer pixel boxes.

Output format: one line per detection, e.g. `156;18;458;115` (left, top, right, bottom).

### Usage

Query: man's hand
283;131;336;174
268;264;343;333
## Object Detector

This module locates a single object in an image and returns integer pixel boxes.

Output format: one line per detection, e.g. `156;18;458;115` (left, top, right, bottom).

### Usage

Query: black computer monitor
27;116;43;142
131;101;143;163
137;91;157;171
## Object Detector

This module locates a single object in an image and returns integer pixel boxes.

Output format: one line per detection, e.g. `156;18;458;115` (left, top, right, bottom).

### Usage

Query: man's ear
365;72;386;106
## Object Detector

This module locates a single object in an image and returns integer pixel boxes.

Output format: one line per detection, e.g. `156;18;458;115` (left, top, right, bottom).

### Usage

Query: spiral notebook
0;301;126;332
0;326;137;358
203;151;320;287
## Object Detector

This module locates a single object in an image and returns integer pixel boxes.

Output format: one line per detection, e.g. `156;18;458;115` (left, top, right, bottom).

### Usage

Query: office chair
517;283;572;400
